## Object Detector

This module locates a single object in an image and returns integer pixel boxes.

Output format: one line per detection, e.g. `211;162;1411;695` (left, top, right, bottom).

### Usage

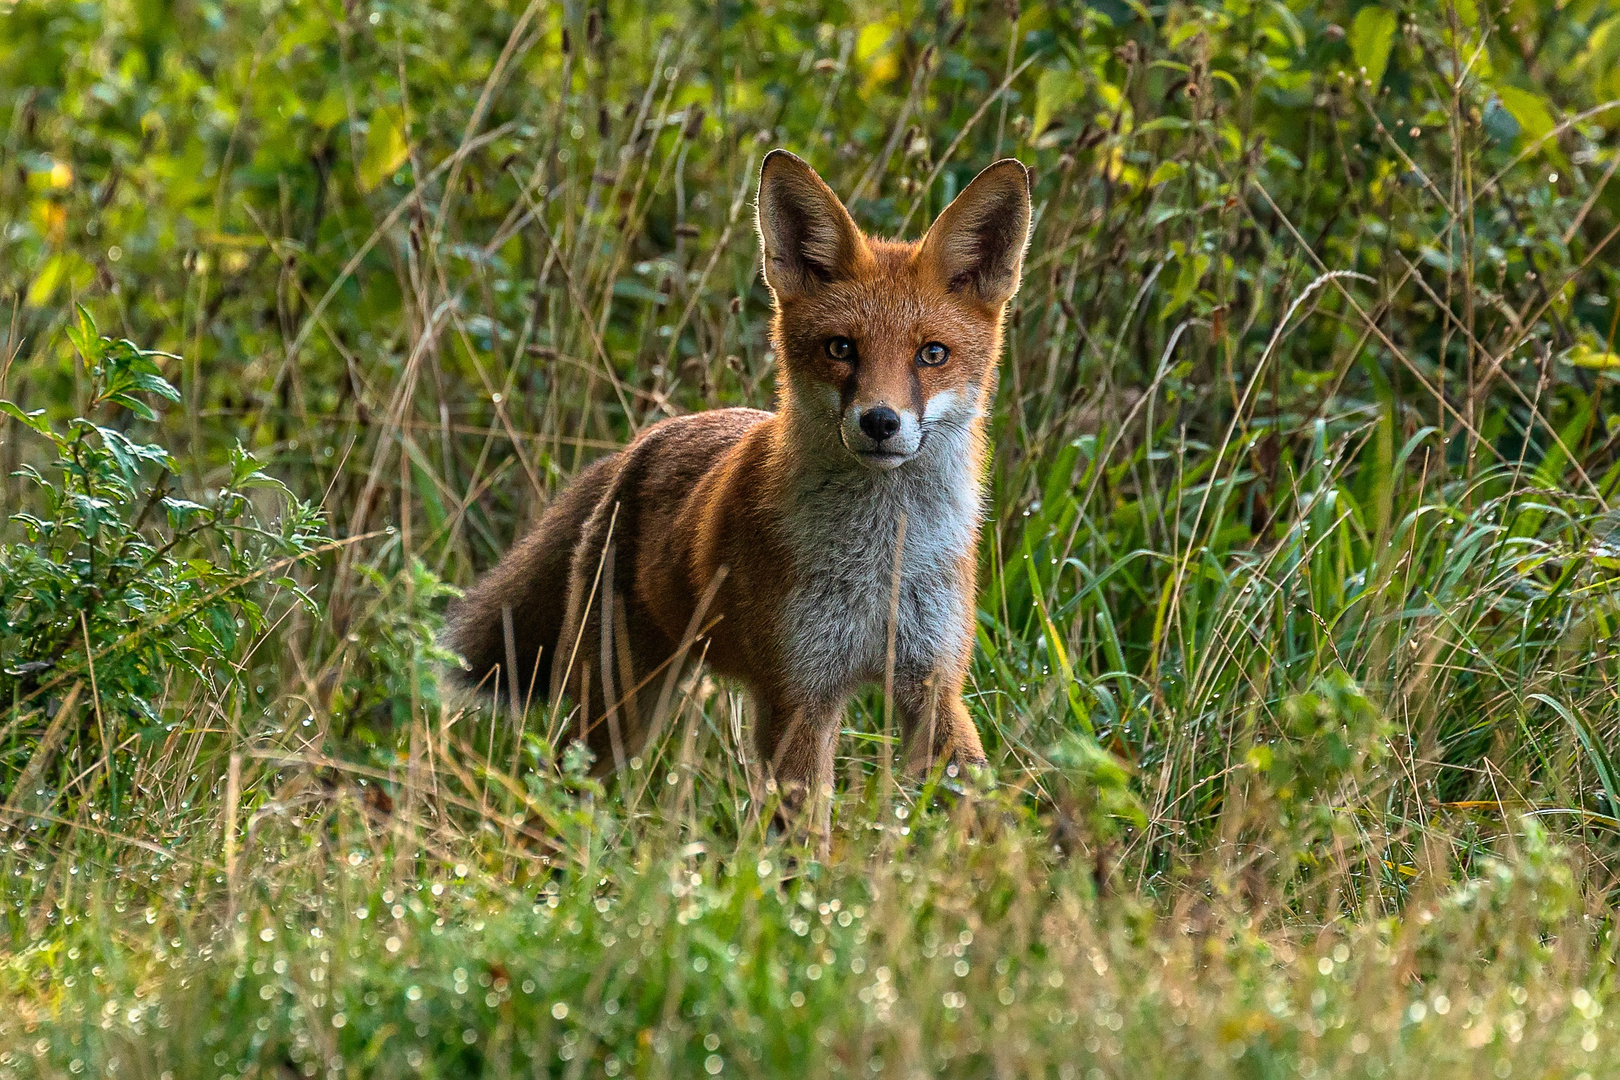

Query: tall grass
1;0;1618;1074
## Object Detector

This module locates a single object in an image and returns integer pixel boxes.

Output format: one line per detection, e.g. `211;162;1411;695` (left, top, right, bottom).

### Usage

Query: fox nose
859;406;902;443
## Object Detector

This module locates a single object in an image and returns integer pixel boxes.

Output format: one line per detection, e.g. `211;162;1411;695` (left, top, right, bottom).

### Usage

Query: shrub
0;308;324;817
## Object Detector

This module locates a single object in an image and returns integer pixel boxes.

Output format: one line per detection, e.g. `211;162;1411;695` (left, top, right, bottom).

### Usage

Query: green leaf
130;371;182;402
66;303;99;361
70;493;115;531
0;400;52;435
1135;116;1192;135
107;392;158;422
1033;68;1084;137
1350;6;1397;90
1163;251;1211;317
1575;14;1620;76
97;427;175;471
1495;85;1556;150
1530;694;1620;819
1267;0;1306;52
162;497;208;527
229;443;288;492
1023;543;1093;737
1532;396;1592;491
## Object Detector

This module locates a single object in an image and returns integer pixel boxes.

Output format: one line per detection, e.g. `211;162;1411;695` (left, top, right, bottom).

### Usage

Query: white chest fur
777;417;983;704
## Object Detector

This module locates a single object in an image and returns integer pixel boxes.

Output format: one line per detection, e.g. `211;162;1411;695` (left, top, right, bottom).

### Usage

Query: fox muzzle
842;402;921;468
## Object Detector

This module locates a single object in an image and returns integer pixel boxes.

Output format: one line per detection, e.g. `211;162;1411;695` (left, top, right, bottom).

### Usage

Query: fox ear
757;149;866;302
918;159;1032;308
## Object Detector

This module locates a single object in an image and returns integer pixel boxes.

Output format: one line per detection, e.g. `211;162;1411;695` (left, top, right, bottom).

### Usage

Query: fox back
447;150;1031;838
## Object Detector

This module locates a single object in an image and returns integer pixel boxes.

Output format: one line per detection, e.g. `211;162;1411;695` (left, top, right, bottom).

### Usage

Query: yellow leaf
359;111;410;192
856;18;901;96
26;253;94;307
1148;160;1185;187
1097;144;1126;182
1569;344;1620;370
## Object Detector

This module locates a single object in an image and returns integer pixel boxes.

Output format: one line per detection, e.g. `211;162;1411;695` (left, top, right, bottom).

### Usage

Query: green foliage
1259;670;1386;809
0;798;1615;1079
340;558;461;741
0;308;324;811
1048;730;1147;845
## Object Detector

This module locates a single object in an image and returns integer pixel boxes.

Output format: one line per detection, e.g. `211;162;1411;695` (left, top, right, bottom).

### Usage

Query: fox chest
776;469;979;702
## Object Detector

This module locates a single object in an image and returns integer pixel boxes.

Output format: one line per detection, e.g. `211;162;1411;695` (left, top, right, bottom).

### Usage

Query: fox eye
826;336;855;362
916;342;950;367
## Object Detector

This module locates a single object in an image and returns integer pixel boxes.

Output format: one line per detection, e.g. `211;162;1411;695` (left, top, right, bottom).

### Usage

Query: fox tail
443;454;620;707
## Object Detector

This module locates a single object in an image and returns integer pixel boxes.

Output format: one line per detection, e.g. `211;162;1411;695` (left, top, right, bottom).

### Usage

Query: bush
0;308;324;817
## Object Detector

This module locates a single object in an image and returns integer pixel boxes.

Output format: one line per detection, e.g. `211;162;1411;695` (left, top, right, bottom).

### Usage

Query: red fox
448;149;1031;835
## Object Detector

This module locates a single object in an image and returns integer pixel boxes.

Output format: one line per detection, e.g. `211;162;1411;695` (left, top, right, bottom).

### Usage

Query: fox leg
897;670;987;776
756;694;841;855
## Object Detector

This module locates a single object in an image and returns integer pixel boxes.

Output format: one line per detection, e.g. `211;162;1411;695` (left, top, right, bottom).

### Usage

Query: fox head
756;150;1032;471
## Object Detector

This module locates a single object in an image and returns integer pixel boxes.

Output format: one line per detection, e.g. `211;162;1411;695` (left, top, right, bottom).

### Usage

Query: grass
3;788;1616;1078
2;0;1620;1075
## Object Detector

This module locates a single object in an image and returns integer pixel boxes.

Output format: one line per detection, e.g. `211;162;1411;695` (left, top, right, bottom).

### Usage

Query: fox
446;149;1032;840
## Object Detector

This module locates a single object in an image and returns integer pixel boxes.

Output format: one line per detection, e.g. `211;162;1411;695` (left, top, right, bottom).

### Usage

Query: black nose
859;406;901;442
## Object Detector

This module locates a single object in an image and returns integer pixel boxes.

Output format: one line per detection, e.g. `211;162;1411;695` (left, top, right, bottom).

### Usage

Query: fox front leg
757;695;842;858
897;671;987;778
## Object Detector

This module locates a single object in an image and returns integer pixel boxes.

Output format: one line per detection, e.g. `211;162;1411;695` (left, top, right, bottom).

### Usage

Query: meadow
1;0;1618;1075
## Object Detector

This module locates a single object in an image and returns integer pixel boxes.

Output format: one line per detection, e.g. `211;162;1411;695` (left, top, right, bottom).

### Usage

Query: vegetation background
1;0;1618;1075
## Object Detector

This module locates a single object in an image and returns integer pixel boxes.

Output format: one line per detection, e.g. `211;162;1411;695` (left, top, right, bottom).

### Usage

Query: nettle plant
0;309;324;814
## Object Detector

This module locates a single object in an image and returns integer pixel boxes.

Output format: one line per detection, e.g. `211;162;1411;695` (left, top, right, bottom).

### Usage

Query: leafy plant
0;308;324;815
338;557;461;743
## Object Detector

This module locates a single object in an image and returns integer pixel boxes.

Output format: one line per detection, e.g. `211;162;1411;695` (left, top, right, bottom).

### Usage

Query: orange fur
447;151;1032;843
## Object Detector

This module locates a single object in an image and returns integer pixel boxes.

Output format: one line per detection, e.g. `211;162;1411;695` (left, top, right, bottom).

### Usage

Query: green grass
3;788;1616;1078
2;0;1620;1075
